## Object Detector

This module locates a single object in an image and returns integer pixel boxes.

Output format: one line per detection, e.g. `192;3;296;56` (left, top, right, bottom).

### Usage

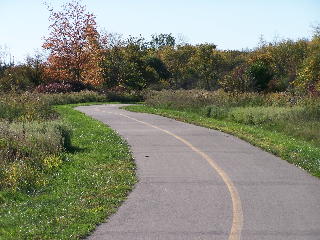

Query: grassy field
0;103;136;239
124;90;320;178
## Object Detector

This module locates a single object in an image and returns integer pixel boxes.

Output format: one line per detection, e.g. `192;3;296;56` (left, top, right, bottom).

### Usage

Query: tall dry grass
144;90;320;146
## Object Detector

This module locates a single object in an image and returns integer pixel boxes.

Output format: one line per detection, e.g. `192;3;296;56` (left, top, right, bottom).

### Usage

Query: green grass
206;105;320;146
124;105;320;178
0;104;137;240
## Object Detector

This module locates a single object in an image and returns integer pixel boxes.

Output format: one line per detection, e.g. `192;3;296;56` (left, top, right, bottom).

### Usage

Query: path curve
77;104;320;240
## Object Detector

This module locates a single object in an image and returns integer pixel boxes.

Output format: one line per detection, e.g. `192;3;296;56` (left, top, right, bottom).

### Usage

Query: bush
0;91;107;122
293;52;320;96
203;105;230;119
228;106;303;125
105;90;144;102
0;92;56;122
0;66;35;92
144;89;294;110
41;91;107;105
247;61;273;92
144;89;320;146
35;81;93;93
0;91;107;192
299;97;320;121
0;61;46;92
0;121;71;191
218;65;251;92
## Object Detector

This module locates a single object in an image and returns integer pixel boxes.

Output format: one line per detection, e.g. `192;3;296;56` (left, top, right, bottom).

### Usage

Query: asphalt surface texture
76;104;320;240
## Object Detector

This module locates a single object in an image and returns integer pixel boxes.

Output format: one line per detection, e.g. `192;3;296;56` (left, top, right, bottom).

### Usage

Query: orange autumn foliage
43;0;103;86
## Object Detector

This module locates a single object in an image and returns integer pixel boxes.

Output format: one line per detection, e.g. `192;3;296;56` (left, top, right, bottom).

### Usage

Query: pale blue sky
0;0;319;63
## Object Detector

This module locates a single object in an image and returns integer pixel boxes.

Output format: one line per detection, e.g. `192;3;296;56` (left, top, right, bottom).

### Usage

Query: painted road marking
97;107;243;240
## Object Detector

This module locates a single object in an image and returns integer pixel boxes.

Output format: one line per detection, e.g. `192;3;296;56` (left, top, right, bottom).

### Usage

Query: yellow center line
96;106;243;240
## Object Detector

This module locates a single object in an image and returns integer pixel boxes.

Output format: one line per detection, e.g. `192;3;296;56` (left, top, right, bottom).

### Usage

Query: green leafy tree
260;40;308;91
294;52;320;95
149;33;176;49
247;61;273;92
145;56;170;78
190;44;226;90
0;65;34;92
158;45;197;89
101;35;170;90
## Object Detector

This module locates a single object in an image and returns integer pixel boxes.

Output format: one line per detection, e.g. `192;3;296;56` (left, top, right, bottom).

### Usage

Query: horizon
1;0;319;63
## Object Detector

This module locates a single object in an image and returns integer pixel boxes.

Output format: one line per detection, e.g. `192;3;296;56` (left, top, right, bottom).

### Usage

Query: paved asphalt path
76;104;320;240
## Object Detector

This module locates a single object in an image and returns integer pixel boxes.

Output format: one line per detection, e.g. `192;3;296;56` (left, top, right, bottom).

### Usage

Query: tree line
0;0;319;96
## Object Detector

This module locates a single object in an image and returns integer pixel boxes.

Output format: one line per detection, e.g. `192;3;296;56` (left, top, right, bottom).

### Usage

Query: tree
101;35;170;91
0;65;35;92
43;0;103;85
149;33;176;49
145;56;171;82
219;64;251;92
101;36;146;90
25;52;45;86
247;61;273;92
245;52;274;92
190;44;225;90
158;45;197;89
0;46;7;67
294;52;320;96
0;46;13;78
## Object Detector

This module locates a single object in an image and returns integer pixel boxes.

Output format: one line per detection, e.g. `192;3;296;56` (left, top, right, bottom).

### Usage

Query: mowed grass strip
124;105;320;178
0;104;136;240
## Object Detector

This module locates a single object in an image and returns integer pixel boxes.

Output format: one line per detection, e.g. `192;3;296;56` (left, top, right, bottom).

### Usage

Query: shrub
299;97;320;121
0;66;35;92
203;105;230;119
0;61;46;93
0;92;56;122
105;90;144;102
144;89;294;110
293;52;320;96
143;89;320;146
35;81;92;93
0;90;112;193
41;91;107;105
0;120;71;191
0;90;111;192
228;106;304;125
0;91;107;122
247;61;273;92
218;65;251;92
